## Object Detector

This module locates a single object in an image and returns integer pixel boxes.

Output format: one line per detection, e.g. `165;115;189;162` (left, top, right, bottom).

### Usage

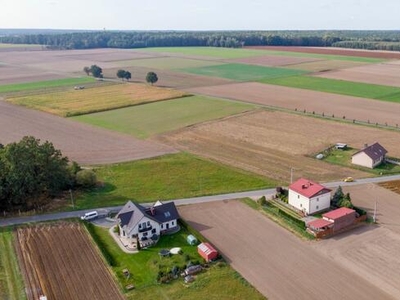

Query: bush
277;209;306;229
257;196;267;206
76;169;97;188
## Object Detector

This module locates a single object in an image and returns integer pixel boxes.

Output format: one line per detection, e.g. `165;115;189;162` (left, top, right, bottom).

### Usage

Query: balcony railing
138;225;152;233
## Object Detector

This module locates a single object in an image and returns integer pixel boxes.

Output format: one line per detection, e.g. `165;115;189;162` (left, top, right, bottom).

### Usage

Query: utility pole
290;167;294;184
69;189;75;209
373;200;377;223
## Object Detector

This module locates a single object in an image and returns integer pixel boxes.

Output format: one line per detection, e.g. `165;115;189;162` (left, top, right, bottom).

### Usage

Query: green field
0;43;41;48
90;224;264;300
73;96;255;138
75;153;274;209
260;75;400;102
182;63;307;81
0;77;95;94
142;47;270;59
0;229;26;300
118;57;224;70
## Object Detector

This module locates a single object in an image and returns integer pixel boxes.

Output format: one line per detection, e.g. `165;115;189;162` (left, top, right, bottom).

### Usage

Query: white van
80;211;98;221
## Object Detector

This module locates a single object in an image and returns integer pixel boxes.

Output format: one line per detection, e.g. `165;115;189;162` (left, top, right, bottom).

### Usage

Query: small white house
288;178;331;215
116;200;179;246
351;142;387;169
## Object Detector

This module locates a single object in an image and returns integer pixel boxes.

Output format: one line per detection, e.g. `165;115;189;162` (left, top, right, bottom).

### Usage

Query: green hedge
178;218;206;244
277;208;306;229
353;206;367;216
83;222;117;267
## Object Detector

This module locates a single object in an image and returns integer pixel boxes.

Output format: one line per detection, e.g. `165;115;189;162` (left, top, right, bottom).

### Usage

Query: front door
166;223;169;229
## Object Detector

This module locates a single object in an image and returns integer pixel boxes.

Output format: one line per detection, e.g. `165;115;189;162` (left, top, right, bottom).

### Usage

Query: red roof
323;207;355;220
289;178;331;198
307;218;333;229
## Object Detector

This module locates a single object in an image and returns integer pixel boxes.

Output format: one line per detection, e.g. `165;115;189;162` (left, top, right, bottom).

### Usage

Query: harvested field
15;223;124;300
155;110;384;182
0;100;176;165
7;82;187;116
227;54;321;67
179;201;392;300
0;65;68;85
186;82;400;126
379;180;400;195
116;57;223;70
314;63;400;87
283;59;368;72
246;46;400;60
103;66;235;89
312;183;400;299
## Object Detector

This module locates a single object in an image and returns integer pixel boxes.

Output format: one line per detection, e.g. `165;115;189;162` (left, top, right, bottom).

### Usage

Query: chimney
150;207;155;216
364;143;368;148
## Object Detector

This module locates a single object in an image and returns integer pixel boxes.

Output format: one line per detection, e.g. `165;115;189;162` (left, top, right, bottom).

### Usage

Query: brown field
246;46;400;59
0;65;68;85
227;54;321;67
186;82;400;126
283;59;368;72
15;223;124;300
378;180;400;194
312;183;400;299
156;109;396;182
7;82;188;116
0;100;176;165
314;63;400;87
179;201;392;300
103;66;235;89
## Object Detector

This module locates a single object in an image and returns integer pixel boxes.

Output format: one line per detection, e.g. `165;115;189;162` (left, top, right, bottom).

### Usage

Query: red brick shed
197;242;218;262
323;207;356;232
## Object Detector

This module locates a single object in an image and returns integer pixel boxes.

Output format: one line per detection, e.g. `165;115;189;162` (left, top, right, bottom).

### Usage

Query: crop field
7;82;187;116
186;82;400;126
314;63;400;87
0;101;176;165
73;95;255;138
15;222;124;300
246;45;400;60
76;152;272;209
0;43;42;49
260;75;400;101
282;59;369;72
156;110;400;182
228;54;321;67
0;77;95;94
118;57;224;70
181;63;307;81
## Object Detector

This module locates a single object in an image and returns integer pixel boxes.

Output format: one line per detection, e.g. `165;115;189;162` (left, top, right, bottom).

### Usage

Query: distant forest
1;30;400;51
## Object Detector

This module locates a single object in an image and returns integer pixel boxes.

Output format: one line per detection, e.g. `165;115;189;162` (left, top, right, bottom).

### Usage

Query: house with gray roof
351;142;387;169
116;200;180;248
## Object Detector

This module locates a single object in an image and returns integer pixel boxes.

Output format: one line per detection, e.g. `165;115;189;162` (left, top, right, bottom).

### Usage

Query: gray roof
146;201;179;223
116;201;146;230
353;142;387;160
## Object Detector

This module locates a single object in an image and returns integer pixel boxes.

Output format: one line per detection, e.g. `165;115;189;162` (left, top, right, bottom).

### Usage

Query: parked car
80;211;98;220
343;177;354;182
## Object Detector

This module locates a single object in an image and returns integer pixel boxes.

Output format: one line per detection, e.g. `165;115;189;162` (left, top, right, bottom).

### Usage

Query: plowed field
15;223;124;300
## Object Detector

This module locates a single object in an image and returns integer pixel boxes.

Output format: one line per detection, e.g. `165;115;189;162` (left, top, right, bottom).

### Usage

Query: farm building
116;200;180;247
288;178;331;215
322;207;356;232
198;242;218;262
351;142;387;169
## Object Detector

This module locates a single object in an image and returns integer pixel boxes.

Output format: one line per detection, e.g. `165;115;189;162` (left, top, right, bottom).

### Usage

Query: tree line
0;136;96;212
1;30;400;51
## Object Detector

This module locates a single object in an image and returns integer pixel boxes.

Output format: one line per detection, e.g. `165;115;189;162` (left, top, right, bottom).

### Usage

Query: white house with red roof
288;178;331;214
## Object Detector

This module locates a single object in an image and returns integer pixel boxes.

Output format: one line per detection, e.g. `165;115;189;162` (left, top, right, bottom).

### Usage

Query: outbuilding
197;242;218;262
323;207;356;232
187;234;198;246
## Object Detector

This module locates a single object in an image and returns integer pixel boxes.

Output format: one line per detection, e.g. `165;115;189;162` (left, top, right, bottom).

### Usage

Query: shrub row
178;218;206;244
353;206;367;216
83;222;117;267
277;208;306;230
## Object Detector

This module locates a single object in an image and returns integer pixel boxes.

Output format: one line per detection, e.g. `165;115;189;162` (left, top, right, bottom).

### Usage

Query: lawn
260;75;400;102
0;228;26;300
0;43;41;48
8;82;187;116
118;57;224;70
75;153;274;209
0;77;95;94
72;96;256;139
182;63;307;81
141;47;269;59
323;148;400;175
90;223;265;300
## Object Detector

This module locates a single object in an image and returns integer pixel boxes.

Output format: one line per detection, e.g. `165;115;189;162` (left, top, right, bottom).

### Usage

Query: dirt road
179;201;393;300
0;100;176;165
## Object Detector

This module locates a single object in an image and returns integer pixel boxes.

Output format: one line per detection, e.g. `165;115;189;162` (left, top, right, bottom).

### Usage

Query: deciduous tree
146;72;158;85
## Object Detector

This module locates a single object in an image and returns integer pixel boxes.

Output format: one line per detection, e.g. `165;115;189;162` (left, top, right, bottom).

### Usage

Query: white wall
352;152;373;168
289;190;330;214
127;216;160;240
160;219;177;231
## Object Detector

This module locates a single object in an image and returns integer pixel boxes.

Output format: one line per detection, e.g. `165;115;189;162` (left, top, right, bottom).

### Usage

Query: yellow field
7;83;187;116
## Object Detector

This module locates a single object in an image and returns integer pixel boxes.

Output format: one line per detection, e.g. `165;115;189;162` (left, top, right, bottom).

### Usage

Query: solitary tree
83;66;91;76
146;72;158;85
90;65;103;78
124;71;131;81
116;69;126;80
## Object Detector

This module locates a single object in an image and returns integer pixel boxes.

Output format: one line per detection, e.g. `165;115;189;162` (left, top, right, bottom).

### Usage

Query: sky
0;0;399;31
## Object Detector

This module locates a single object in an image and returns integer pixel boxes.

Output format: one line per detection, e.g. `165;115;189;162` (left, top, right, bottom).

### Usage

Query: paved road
1;174;400;227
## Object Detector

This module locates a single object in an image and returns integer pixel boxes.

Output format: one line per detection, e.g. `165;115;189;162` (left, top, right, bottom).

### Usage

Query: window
164;211;171;218
172;221;174;226
152;228;156;234
316;205;319;210
161;224;163;229
143;232;148;237
300;204;302;208
297;195;300;199
147;221;150;226
317;198;319;202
